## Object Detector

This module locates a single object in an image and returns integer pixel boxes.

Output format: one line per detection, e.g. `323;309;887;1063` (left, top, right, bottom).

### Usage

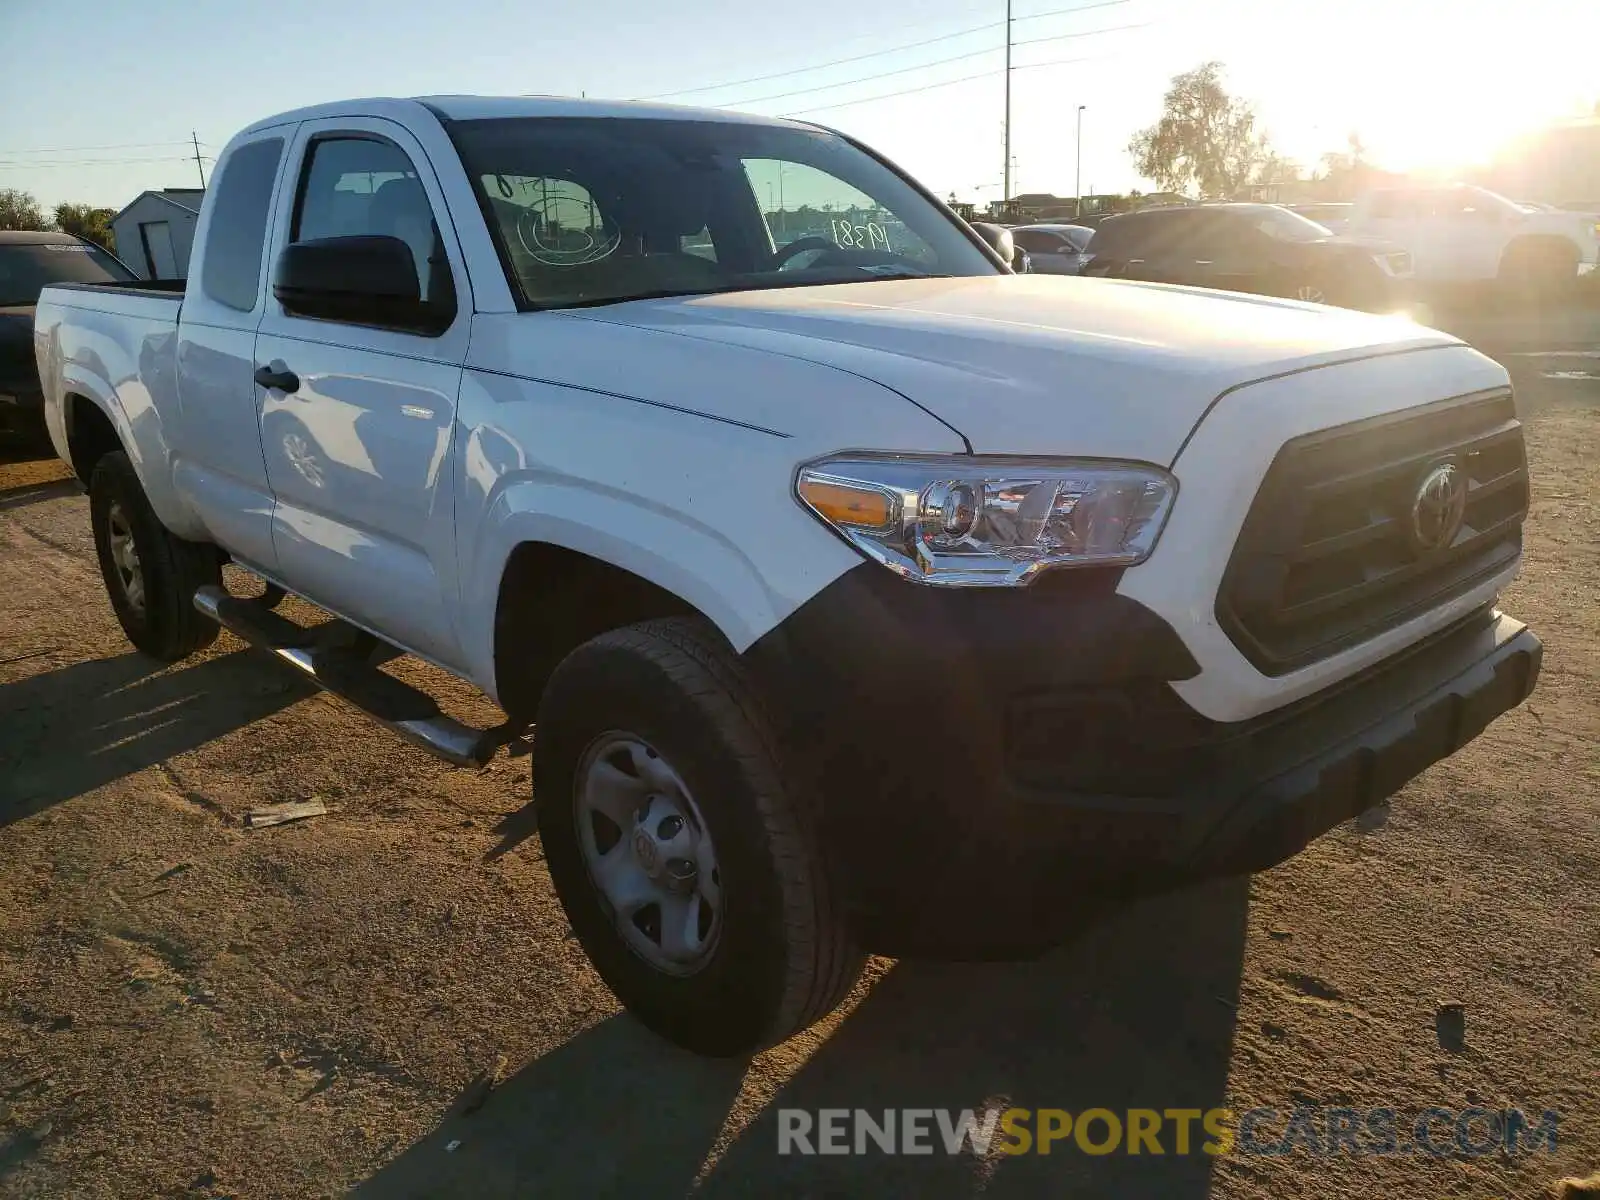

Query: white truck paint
1345;183;1600;285
33;96;1541;1056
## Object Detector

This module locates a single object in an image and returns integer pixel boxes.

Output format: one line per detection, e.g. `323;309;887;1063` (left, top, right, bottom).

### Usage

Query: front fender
459;473;858;704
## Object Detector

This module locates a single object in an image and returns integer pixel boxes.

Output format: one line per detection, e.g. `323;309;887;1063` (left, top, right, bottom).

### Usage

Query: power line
784;52;1112;118
718;21;1146;110
0;139;205;156
0;156;211;170
636;0;1130;101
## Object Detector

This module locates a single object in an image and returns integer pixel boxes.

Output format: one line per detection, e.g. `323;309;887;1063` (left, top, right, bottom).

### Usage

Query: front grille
1217;389;1527;675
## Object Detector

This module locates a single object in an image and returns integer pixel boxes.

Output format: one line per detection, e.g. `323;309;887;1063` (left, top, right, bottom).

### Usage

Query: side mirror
971;221;1028;273
273;235;445;333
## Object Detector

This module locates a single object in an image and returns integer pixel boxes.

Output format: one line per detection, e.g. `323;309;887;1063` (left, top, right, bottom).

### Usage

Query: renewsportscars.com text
777;1106;1560;1157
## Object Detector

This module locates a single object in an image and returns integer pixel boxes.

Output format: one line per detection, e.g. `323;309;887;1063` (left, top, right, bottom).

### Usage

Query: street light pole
1074;105;1086;219
1002;0;1012;205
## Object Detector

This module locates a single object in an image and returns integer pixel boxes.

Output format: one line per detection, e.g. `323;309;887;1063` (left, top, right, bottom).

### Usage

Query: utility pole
192;131;206;188
1002;0;1013;204
1074;105;1086;218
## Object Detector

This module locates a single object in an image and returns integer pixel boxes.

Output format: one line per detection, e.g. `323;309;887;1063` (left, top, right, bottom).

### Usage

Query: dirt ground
0;368;1595;1198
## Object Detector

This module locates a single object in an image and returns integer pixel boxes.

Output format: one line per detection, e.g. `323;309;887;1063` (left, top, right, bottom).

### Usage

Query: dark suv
1;231;136;438
1082;204;1412;311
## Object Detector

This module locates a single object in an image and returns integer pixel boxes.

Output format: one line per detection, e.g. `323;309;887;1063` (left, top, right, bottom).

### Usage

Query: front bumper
746;566;1540;958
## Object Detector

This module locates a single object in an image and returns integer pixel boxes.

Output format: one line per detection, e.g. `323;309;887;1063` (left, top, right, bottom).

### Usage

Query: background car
0;231;136;439
1010;224;1095;274
1082;203;1412;310
1288;202;1354;232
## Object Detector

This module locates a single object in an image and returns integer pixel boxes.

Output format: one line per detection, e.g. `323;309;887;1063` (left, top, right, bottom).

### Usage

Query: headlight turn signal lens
797;454;1177;587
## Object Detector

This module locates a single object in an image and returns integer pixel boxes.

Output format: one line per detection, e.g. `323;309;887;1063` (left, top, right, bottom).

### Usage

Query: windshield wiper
544;271;954;311
545;285;748;311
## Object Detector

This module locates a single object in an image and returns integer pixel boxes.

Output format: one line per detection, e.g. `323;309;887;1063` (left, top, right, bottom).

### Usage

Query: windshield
447;117;998;310
1247;206;1333;243
0;241;134;306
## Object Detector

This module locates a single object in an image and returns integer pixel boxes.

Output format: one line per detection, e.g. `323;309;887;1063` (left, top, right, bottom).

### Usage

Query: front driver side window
292;135;456;321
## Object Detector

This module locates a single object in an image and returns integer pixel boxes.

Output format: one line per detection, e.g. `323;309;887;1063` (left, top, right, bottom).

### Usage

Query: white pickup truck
34;96;1542;1057
1344;183;1600;295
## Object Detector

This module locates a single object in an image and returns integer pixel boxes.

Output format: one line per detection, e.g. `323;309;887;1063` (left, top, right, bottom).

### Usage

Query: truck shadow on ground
0;477;78;512
0;647;317;825
356;876;1250;1200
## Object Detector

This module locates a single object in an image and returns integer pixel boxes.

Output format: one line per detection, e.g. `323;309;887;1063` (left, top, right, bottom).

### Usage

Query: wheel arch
1499;234;1581;273
490;540;704;722
463;472;853;713
62;391;126;486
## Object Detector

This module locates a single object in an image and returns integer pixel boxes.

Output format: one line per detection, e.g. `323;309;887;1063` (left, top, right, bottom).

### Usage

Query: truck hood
577;275;1461;464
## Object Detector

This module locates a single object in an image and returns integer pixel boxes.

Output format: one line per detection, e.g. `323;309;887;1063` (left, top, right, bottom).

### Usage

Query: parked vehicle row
34;96;1539;1058
1010;223;1095;275
1074;203;1412;311
1340;184;1600;297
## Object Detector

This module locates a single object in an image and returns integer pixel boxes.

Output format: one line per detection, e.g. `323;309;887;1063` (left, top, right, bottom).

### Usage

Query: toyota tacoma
33;96;1541;1056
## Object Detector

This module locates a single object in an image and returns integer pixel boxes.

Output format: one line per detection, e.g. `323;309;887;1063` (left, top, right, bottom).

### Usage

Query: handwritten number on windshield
831;219;891;252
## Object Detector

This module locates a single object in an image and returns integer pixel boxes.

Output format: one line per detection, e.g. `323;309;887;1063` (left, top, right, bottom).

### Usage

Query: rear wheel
534;616;863;1056
90;450;221;661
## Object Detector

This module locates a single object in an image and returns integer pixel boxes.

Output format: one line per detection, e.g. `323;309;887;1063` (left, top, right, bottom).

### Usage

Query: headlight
796;454;1177;586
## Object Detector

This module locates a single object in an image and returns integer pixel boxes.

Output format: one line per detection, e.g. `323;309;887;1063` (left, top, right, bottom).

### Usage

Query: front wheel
534;617;864;1056
90;450;221;661
1499;240;1579;308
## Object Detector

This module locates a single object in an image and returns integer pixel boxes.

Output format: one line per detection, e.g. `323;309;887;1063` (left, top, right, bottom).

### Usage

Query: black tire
534;616;863;1056
90;450;221;662
1499;239;1579;308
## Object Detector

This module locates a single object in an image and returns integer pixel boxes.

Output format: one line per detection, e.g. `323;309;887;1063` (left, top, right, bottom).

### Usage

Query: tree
1253;152;1302;187
54;203;117;252
1127;62;1270;199
0;189;49;231
1317;132;1371;200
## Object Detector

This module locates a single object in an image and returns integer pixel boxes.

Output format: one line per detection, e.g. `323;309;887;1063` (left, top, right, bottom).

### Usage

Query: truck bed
45;279;185;301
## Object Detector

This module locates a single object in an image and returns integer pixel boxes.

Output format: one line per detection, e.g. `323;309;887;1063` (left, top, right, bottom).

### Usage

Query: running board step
193;585;496;768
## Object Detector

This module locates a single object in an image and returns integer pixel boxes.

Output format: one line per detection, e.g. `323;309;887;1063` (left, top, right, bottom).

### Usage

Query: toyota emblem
633;827;660;873
1409;462;1468;554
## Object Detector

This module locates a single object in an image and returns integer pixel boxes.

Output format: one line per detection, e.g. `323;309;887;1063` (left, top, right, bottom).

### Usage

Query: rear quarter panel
35;287;204;538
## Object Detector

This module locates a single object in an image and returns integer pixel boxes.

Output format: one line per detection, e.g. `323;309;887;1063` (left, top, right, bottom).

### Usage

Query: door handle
254;364;300;392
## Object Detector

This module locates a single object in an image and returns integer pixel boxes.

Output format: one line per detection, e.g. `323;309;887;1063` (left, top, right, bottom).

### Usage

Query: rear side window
202;137;284;311
1011;229;1064;254
1087;214;1152;256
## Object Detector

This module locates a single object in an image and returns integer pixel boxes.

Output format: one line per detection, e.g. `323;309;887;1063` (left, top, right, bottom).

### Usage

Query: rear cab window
201;137;286;312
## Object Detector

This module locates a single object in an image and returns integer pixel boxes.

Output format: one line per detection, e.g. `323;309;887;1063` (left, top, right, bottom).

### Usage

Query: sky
2;0;1596;214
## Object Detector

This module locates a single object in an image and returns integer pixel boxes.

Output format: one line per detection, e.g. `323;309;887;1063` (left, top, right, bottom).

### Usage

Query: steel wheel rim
1296;284;1327;303
574;732;723;976
106;501;145;614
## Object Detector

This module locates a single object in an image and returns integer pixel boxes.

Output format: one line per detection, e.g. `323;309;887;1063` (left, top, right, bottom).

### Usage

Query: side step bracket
194;585;499;768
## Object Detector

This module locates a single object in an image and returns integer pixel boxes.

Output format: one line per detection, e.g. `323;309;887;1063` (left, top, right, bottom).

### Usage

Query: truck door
253;118;470;670
1363;189;1457;281
1426;187;1510;281
171;133;291;574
